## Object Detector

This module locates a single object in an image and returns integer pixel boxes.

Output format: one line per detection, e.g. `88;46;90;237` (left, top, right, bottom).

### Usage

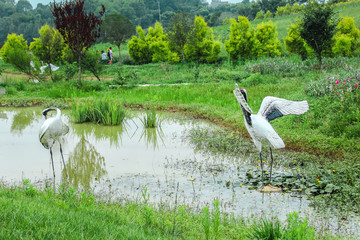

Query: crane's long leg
60;143;68;178
50;147;55;178
260;152;264;180
269;147;274;184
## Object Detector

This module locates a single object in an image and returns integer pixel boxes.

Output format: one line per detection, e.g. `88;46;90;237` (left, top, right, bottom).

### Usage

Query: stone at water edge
258;185;282;193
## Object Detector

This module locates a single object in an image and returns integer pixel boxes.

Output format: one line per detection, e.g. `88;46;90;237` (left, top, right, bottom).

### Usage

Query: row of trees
1;1;359;84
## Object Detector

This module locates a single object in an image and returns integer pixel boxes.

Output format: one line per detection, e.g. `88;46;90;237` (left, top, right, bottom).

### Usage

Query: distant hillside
213;2;360;44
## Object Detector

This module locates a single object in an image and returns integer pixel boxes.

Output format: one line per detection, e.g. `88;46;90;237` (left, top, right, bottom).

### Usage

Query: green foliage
225;16;255;60
140;107;163;128
0;33;33;76
82;50;103;81
275;3;304;17
128;23;179;64
333;17;360;56
71;99;126;125
248;217;283;240
61;44;76;64
264;10;273;19
253;21;282;58
128;26;152;64
101;14;135;66
285;21;313;60
184;16;221;63
62;62;77;81
201;207;211;240
255;11;264;20
300;1;338;67
167;11;194;62
147;22;179;63
29;25;64;65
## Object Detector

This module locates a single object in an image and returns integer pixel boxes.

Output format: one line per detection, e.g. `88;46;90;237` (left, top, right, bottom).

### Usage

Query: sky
28;0;243;8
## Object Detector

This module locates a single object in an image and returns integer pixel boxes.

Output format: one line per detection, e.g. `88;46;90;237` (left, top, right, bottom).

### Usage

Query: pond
0;107;358;238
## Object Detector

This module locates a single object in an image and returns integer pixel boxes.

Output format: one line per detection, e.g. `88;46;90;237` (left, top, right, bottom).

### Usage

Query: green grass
71;98;126;125
0;181;329;239
1;56;359;160
213;2;360;46
140;107;163;128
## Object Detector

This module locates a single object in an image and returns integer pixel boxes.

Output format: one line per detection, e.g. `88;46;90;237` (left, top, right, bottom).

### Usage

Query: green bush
225;16;255;60
63;62;77;81
128;23;179;64
184;16;221;63
253;21;282;58
285;21;313;60
333;17;360;57
0;34;33;76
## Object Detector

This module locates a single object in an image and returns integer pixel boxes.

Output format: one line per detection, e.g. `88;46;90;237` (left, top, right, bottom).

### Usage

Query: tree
167;11;194;61
0;33;37;79
82;50;103;81
51;0;105;85
332;17;360;56
264;10;273;19
225;16;255;60
128;22;179;64
184;16;221;63
29;25;65;81
300;1;338;68
101;14;135;67
253;21;282;58
285;21;312;60
128;26;152;64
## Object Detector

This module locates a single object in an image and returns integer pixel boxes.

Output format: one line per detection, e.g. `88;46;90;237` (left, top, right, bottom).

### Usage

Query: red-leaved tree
51;0;105;84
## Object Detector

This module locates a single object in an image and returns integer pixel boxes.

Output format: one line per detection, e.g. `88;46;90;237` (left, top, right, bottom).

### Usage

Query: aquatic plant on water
71;99;126;125
139;107;163;128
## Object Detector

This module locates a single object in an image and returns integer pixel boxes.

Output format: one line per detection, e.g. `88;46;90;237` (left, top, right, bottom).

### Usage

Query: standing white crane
39;107;69;178
233;84;309;183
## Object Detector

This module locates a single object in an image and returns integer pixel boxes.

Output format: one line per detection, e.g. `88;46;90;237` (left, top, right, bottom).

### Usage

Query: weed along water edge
0;107;359;238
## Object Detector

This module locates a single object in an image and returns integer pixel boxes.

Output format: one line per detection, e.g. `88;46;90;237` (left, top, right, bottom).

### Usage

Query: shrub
333;17;360;57
82;50;103;81
225;16;255;60
128;23;179;64
184;16;221;63
0;34;36;78
63;62;77;81
285;21;313;60
253;21;282;58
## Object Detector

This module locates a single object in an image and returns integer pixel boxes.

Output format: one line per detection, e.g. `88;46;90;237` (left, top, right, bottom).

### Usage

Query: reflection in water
0;111;7;119
67;137;107;189
138;127;165;150
71;121;128;148
11;109;37;134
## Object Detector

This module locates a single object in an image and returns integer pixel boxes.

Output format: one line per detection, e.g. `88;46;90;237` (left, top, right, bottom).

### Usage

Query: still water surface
0;107;358;237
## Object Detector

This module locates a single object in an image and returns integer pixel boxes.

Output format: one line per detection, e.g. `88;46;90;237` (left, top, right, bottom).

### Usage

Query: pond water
0;107;358;237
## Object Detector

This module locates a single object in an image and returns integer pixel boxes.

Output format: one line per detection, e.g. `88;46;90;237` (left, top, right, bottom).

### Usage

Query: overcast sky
28;0;243;8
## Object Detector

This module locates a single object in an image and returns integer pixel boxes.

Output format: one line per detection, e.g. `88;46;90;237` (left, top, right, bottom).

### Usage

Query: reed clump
71;99;126;125
140;107;163;128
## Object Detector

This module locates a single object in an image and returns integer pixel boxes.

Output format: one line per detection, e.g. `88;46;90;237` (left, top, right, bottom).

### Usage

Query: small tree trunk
78;55;82;85
181;49;185;62
48;63;53;81
118;43;122;67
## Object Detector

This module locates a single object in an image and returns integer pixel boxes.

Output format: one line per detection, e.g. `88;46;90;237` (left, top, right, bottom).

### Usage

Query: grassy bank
0;181;335;239
1;56;359;160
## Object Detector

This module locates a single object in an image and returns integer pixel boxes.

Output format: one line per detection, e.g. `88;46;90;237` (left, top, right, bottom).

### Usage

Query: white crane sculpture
39;107;69;178
233;84;309;183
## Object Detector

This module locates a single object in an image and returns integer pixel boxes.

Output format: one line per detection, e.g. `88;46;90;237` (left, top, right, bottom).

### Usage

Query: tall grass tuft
248;217;283;240
140;107;163;128
72;99;126;125
201;206;211;240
